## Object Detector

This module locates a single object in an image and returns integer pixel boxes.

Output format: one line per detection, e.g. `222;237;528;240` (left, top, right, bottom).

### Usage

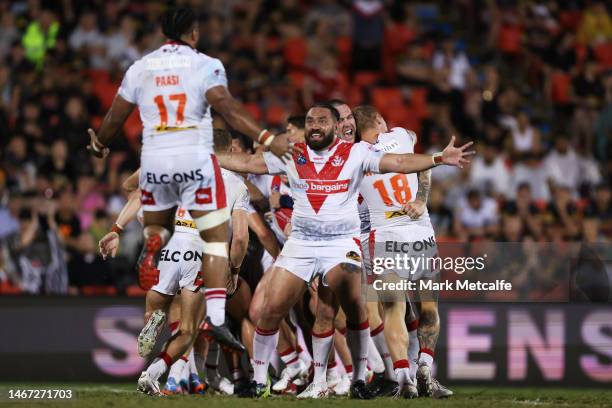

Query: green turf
1;384;612;408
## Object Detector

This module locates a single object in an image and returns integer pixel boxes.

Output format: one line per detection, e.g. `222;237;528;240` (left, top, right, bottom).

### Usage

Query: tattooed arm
402;169;431;219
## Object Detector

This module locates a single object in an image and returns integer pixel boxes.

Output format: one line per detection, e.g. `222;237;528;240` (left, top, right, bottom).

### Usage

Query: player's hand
402;200;426;219
268;133;298;162
99;231;120;260
226;269;239;296
86;128;110;159
441;136;475;168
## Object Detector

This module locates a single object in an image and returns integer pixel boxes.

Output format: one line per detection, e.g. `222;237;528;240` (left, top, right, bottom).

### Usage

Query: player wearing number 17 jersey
85;6;294;397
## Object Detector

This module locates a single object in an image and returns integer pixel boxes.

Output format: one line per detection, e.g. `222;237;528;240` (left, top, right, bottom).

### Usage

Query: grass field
2;384;612;408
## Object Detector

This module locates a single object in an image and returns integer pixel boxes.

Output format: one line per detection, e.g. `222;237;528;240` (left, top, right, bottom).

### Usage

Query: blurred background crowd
0;0;610;295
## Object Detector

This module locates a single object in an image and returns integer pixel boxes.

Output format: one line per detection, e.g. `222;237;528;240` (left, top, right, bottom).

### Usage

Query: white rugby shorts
140;150;226;212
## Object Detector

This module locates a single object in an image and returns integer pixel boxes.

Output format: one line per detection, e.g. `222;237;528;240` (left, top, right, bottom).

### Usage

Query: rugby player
300;100;395;398
353;105;453;398
98;129;252;396
87;7;293;380
216;102;473;398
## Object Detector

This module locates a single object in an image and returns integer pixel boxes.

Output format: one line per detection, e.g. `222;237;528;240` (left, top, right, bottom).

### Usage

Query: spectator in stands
572;59;605;155
544;134;580;194
502;109;542;160
584;183;612;239
576;1;612;46
21;6;59;69
351;0;384;71
455;189;499;239
503;183;543;240
69;10;107;69
469;140;510;199
0;12;18;60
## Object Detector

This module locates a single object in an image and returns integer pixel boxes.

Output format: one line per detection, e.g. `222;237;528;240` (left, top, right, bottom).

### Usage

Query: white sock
146;353;171;381
393;361;413;386
418;348;434;368
408;327;419;380
279;346;301;370
312;328;334;383
204;288;227;326
327;361;338;379
168;356;187;381
346;321;369;383
370;323;394;380
367;334;385;374
297;344;312;367
253;326;279;384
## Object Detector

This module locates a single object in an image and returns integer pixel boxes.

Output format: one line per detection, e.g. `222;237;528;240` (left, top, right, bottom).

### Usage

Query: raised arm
216;151;270;175
206;85;293;160
87;95;135;158
379;136;474;174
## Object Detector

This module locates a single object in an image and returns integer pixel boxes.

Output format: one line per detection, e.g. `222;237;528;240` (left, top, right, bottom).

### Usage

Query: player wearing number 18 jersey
354;105;454;399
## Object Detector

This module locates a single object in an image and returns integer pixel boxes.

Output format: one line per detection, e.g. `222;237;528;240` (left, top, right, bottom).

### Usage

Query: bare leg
325;263;369;384
252;267;307;385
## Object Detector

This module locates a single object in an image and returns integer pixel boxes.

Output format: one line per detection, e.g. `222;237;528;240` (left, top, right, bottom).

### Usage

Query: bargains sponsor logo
300;179;350;194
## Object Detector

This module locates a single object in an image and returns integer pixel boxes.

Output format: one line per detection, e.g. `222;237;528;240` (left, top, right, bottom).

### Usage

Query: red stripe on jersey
211;154;227;209
293;141;352;213
271;175;282;192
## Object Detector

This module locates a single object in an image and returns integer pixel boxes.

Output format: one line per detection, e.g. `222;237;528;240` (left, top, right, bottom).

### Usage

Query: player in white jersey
98;154;251;396
216;103;474;398
86;6;294;393
353;105;453;399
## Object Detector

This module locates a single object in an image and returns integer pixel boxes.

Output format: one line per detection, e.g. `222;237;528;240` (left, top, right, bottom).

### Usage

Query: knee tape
203;242;228;258
194;207;230;231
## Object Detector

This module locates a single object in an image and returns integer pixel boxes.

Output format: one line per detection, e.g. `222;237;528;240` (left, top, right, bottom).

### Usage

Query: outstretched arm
216;151;270;174
379;136;474;174
87;95;135;158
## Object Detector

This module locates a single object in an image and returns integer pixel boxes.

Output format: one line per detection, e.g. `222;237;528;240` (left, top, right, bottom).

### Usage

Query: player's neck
166;38;196;49
360;129;378;144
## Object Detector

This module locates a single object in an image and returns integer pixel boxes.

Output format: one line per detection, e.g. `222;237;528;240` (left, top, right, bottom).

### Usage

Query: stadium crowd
0;0;610;295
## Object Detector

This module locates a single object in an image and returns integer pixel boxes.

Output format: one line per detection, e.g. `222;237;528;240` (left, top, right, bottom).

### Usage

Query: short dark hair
287;115;305;129
309;102;339;121
213;128;232;152
328;99;348;108
230;130;253;152
161;6;197;41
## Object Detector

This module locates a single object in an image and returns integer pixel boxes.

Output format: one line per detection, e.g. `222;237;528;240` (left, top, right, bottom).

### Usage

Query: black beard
306;129;335;150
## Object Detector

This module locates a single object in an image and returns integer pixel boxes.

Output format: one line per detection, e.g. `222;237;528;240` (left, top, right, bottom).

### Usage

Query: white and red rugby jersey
118;42;227;155
263;138;383;241
359;127;430;230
